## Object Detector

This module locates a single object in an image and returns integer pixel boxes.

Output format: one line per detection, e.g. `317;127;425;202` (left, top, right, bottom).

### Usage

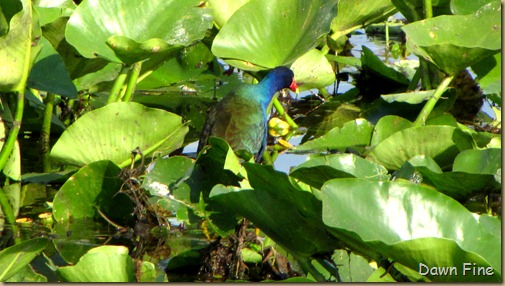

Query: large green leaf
0;0;33;91
65;0;213;63
294;118;374;153
290;153;389;189
57;246;135;282
209;163;340;257
299;102;361;144
0;238;48;282
453;148;501;174
27;36;77;97
322;178;501;282
50;102;188;166
330;0;397;40
472;53;501;96
402;2;501;75
143;156;194;198
370;115;413;146
207;0;250;29
367;125;473;170
52;160;133;224
451;0;497;15
291;49;336;91
211;0;338;70
406;155;500;201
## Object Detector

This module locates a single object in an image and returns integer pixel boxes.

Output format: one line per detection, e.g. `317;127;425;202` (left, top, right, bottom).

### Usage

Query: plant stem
62;98;75;126
122;61;142;102
272;97;298;129
385;20;390;62
407;66;421;91
0;91;24;174
419;59;432;90
262;149;273;165
414;75;454;126
41;93;55;173
423;0;433;19
0;186;20;244
107;65;129;104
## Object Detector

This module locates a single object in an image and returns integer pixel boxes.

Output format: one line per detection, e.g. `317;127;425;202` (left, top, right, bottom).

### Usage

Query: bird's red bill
289;80;298;92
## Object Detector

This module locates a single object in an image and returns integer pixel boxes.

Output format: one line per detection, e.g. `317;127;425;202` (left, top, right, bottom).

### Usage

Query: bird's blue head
258;66;298;104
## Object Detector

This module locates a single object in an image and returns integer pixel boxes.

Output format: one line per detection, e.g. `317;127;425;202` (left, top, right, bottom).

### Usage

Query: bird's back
198;86;267;158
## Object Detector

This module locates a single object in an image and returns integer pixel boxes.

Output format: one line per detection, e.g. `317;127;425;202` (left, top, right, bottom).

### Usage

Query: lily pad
471;53;501;96
0;0;32;92
294;118;374;153
453;148;501;175
207;0;250;29
370;115;413;146
322;178;501;282
57;245;135;282
209;163;340;257
65;0;213;63
211;0;338;70
52;160;133;224
106;35;182;65
367;125;473;170
290;153;389;189
330;0;397;40
50;102;188;167
406;155;500;201
0;238;48;282
402;2;501;75
27;36;77;97
291;49;336;91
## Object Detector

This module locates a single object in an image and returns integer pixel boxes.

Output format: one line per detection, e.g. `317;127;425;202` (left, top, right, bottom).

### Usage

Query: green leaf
299;102;361;143
0;238;48;282
106;35;182;66
471;53;501;96
406;155;499;201
322;178;501;282
330;0;398;39
402;2;501;75
370;115;413;146
453;148;501;174
52;160;133;224
65;0;213;63
5;264;47;282
0;0;33;91
290;153;389;189
241;248;262;264
50;102;188;167
143;156;194;198
137;43;215;89
367;125;473;170
207;0;250;29
27;36;77;97
381;90;436;104
294;118;374;153
451;0;497;15
332;250;375;282
211;0;338;70
57;246;136;282
291;49;336;91
209;164;340;257
361;46;410;86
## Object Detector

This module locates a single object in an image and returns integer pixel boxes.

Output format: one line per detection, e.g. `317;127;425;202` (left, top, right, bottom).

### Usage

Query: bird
198;66;298;162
